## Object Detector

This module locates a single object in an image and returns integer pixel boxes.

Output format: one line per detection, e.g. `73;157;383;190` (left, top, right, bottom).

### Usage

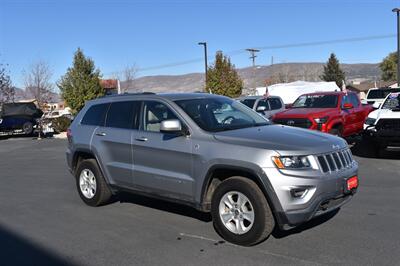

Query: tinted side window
143;101;178;132
349;94;360;107
81;103;109;126
268;98;282;110
105;101;139;129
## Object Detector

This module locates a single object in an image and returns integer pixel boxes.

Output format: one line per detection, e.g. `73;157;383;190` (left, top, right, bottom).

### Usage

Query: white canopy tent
254;81;341;104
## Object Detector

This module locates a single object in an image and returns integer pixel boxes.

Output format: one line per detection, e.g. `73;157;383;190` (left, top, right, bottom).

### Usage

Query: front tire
75;159;112;207
211;176;275;246
22;122;33;135
329;125;343;137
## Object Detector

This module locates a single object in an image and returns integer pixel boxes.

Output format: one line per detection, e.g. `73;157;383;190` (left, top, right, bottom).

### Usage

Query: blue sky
0;0;399;88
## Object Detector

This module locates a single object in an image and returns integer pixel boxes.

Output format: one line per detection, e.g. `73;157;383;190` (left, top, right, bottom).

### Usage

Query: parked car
237;95;285;118
272;91;373;137
364;92;400;156
66;92;358;246
0;102;43;135
363;87;400;105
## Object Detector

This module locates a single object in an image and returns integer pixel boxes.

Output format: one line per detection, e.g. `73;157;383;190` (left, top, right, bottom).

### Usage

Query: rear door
92;100;140;188
268;97;284;117
132;100;194;201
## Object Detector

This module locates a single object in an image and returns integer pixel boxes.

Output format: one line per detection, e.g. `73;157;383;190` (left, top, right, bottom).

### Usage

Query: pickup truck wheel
211;176;275;246
22;122;33;135
75;159;112;207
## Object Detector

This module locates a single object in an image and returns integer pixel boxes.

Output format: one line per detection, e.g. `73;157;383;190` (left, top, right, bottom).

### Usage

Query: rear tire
211;176;275;246
75;159;112;207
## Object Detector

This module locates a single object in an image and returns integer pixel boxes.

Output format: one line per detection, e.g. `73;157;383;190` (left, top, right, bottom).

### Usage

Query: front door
132;100;194;201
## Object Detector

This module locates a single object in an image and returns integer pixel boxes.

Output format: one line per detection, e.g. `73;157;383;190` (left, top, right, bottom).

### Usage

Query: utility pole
393;8;400;86
246;48;260;95
198;42;208;91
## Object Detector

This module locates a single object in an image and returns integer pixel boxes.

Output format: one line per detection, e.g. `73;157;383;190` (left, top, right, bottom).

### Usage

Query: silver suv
237;95;285;118
66;93;358;246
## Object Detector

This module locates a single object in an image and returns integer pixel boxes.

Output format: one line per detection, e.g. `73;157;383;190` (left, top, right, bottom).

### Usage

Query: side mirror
372;102;381;109
160;119;183;134
256;106;267;112
343;103;353;109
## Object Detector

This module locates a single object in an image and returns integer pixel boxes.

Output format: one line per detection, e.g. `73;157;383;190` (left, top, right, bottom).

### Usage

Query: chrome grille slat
317;149;353;173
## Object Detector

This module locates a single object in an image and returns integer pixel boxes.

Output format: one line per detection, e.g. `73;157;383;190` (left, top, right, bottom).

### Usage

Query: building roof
100;79;118;89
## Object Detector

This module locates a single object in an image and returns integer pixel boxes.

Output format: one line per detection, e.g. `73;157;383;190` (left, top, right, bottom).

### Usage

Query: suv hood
275;108;336;118
368;108;400;120
213;125;347;155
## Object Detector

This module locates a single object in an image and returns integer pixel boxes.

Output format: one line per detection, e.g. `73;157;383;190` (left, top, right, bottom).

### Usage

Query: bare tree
23;61;54;107
122;64;138;93
0;64;15;103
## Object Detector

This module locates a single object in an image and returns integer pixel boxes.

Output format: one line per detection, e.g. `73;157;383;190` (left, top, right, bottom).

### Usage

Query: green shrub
52;116;72;133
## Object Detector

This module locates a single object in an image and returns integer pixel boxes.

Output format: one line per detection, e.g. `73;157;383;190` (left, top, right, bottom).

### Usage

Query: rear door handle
135;137;148;142
96;132;106;136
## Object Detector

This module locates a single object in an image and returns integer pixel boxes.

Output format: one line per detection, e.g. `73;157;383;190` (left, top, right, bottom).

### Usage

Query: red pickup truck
272;91;373;137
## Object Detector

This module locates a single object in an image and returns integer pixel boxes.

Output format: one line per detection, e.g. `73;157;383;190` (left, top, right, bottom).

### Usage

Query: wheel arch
200;165;283;218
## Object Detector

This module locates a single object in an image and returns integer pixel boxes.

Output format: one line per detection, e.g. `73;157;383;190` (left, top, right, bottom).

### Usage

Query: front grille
273;118;312;129
376;119;400;130
317;149;354;173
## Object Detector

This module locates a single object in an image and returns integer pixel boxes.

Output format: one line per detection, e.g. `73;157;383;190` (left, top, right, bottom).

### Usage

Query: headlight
314;116;329;124
272;155;318;170
365;117;376;126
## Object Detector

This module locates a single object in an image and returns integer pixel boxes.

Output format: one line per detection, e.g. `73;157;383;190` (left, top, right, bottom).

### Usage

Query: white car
364;92;400;155
363;87;400;105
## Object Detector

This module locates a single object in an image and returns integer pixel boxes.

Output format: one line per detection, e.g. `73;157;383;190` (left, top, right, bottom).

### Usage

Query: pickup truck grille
317;149;354;173
273;118;312;129
376;119;400;130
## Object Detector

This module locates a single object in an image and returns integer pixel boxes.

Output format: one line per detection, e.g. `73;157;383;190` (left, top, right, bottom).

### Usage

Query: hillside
124;62;381;93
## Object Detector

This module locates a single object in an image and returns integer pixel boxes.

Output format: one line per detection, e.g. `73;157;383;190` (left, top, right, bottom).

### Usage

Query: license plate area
344;175;358;194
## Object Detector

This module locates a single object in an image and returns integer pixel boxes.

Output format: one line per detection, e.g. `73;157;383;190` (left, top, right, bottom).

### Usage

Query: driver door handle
135;137;148;142
96;132;106;136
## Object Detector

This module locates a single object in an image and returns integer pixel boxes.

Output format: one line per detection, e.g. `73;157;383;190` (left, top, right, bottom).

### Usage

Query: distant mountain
13;87;60;102
124;62;381;93
12;62;381;101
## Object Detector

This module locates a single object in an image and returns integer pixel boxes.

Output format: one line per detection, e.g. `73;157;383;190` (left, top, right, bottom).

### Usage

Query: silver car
66;93;358;246
237;95;285;118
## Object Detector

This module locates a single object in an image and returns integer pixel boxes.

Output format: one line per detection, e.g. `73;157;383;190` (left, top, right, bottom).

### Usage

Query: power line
105;34;395;76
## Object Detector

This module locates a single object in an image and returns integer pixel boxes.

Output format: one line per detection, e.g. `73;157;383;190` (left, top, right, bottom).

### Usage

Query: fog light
290;188;308;198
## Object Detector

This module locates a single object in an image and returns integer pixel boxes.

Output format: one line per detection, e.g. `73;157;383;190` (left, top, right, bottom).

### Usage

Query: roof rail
103;92;156;98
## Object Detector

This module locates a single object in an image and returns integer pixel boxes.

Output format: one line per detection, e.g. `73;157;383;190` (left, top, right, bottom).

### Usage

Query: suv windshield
367;88;400;99
292;94;338;108
175;97;269;132
382;93;400;110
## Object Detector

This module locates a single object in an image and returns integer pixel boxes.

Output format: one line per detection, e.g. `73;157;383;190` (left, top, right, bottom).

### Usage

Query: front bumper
364;125;400;146
263;155;358;229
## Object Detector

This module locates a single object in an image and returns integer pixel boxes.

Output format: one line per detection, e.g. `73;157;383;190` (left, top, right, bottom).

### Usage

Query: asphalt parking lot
0;137;399;266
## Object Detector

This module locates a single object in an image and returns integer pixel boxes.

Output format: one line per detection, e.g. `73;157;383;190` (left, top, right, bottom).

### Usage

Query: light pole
246;48;260;95
393;8;400;85
198;42;208;89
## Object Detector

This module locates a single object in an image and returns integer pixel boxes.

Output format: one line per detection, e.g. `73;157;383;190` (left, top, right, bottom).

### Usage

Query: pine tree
206;51;243;97
380;52;397;82
320;53;346;87
58;48;104;114
0;63;15;103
